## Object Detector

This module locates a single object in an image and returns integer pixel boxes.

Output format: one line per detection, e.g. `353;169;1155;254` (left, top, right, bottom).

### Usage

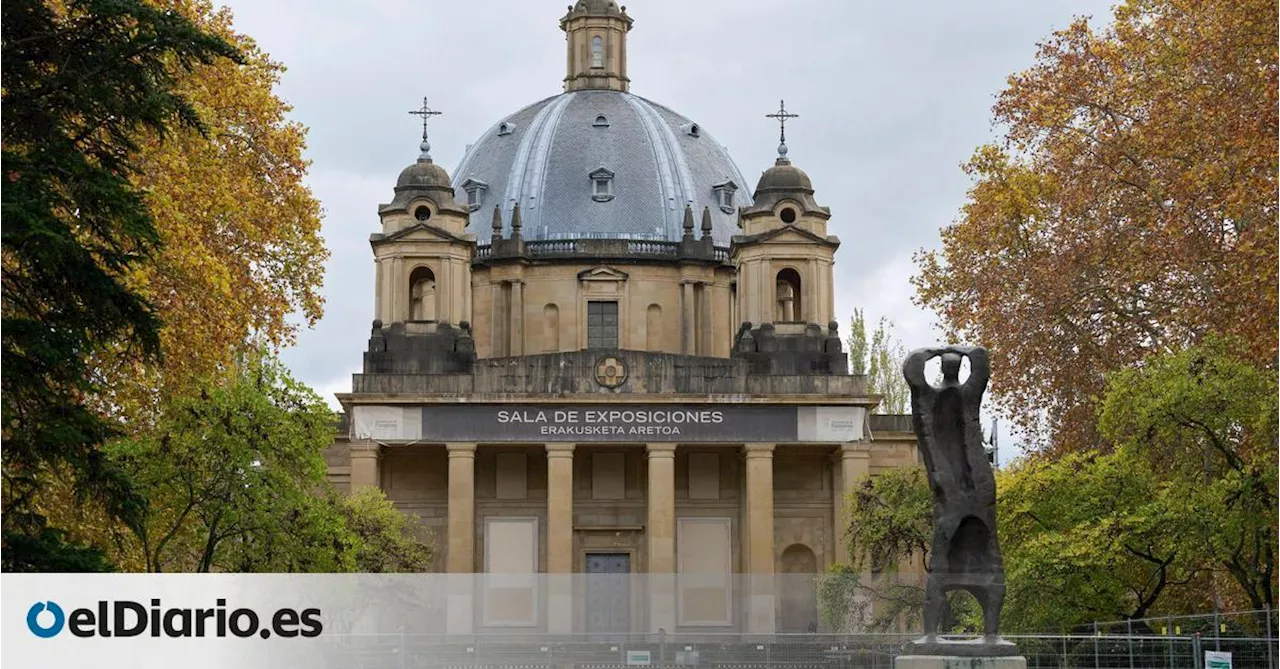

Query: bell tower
362;98;477;375
731;101;845;374
561;0;633;92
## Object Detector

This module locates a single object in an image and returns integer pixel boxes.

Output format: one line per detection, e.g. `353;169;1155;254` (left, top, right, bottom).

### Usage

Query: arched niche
409;266;437;322
776;268;803;323
543;303;560;352
780;543;818;633
645;303;662;351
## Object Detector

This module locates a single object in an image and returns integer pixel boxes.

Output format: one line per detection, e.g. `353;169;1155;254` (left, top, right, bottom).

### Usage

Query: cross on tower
765;99;799;159
408;96;443;160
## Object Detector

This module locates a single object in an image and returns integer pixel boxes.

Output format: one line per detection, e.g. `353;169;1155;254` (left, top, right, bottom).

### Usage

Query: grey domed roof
451;90;753;244
397;159;451;188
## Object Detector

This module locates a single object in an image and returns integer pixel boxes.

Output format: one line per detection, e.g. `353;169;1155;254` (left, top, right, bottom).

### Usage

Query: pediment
577;266;630;282
752;225;837;246
371;222;473;246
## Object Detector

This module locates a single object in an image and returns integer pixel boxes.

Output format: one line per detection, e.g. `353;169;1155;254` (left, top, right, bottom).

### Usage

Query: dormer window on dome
681;123;700;138
498;122;515;136
593;114;610;128
590;167;615;202
713;180;738;214
461;177;489;212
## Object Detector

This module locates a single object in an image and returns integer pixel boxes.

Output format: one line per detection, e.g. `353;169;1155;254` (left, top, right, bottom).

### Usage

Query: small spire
491;204;504;240
408;96;443;161
700;206;713;238
682;203;695;237
765;99;799;162
510;202;523;237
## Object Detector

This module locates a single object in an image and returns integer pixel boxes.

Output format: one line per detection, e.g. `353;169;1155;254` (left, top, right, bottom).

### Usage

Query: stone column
744;443;776;634
681;281;696;354
647;443;677;632
835;443;872;561
509;279;524;356
546;444;575;634
446;443;477;634
349;441;382;491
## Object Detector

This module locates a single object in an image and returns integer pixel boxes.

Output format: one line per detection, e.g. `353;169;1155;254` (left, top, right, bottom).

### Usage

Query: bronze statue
902;345;1013;652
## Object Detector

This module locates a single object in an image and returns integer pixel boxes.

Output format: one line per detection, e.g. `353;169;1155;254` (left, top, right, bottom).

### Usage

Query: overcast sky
217;0;1115;462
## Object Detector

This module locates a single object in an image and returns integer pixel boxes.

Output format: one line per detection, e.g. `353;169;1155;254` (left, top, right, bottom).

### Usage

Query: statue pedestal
896;638;1025;669
894;656;1026;669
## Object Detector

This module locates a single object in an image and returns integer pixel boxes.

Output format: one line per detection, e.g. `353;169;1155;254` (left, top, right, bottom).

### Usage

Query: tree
912;0;1278;450
846;309;910;414
97;0;327;421
336;488;434;573
1;0;238;570
847;309;869;375
867;318;909;414
820;468;978;632
998;449;1205;631
1098;338;1278;613
97;349;342;572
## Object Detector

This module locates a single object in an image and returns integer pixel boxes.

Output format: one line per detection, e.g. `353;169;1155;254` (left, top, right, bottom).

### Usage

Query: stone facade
326;0;924;636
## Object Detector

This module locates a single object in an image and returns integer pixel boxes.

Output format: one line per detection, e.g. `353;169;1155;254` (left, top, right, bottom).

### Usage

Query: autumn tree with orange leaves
98;0;328;421
914;0;1278;450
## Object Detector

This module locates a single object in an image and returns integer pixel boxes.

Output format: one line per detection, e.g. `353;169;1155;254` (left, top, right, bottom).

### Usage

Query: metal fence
308;631;1278;669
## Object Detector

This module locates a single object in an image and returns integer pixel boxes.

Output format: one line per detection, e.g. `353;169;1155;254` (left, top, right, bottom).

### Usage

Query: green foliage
845;308;910;414
107;349;341;572
90;350;433;573
844;468;932;572
1099;337;1278;612
1;0;238;564
822;468;976;632
998;449;1203;631
847;310;869;375
336;487;434;573
868;318;909;414
0;526;117;573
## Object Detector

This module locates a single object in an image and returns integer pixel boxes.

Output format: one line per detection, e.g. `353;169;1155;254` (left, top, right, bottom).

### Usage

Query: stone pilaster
446;443;477;635
446;443;477;573
835;443;872;561
681;282;696;354
647;443;677;632
744;443;776;634
509;279;524;356
349;441;382;492
546;444;575;634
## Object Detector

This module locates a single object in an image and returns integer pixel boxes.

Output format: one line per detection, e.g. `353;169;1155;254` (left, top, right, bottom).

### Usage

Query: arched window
776;268;802;323
409;266;437;322
590;36;604;68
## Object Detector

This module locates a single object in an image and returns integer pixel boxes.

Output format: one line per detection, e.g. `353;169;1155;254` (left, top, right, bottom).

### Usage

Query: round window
414;206;431;221
780;207;797;224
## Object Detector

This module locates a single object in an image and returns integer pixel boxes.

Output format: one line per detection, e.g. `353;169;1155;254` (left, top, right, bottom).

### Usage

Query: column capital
447;442;477;457
646;443;677;457
839;442;872;459
743;443;775;458
545;443;575;456
350;441;382;458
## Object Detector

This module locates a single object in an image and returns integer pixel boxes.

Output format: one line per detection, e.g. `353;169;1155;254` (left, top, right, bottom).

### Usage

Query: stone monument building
326;0;919;636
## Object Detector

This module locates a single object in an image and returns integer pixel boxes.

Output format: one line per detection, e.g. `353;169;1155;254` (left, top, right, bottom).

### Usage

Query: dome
570;0;623;15
397;159;451;189
451;90;753;244
755;158;813;193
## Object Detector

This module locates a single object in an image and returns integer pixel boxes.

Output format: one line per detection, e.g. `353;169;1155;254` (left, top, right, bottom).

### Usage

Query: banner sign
423;405;799;442
1205;651;1232;669
350;404;865;443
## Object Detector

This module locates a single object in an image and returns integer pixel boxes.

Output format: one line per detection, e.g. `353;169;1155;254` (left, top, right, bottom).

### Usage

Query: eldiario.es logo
26;599;322;639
